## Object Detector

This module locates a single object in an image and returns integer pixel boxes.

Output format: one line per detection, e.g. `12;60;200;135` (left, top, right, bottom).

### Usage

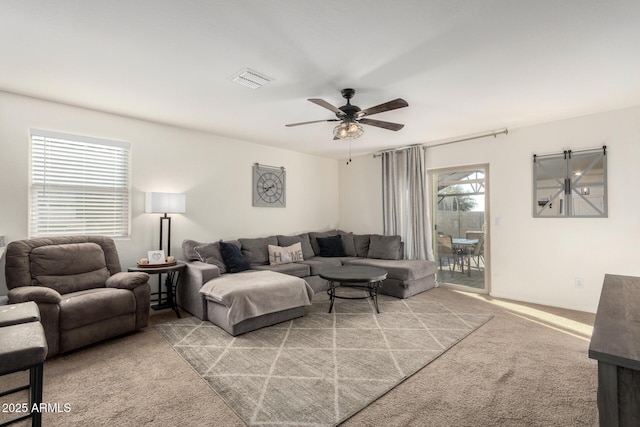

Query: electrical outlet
575;277;585;289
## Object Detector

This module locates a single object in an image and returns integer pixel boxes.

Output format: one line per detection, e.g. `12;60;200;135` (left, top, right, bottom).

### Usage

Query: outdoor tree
438;185;478;211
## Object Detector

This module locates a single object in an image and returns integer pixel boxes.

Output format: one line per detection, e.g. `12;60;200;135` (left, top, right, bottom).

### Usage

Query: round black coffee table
319;265;388;314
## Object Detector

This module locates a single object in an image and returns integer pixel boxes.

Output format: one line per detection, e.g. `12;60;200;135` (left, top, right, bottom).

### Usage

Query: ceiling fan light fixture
286;88;407;139
333;121;364;140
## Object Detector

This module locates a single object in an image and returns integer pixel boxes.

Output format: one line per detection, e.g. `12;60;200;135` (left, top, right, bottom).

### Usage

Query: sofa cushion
354;234;371;257
34;270;111;295
194;241;228;274
298;257;343;275
239;236;278;266
344;258;437;281
367;235;402;260
316;235;347;257
59;288;135;331
268;242;304;265
309;230;338;256
30;242;110;294
253;262;311;278
277;234;314;260
338;231;357;257
220;241;251;273
31;242;106;276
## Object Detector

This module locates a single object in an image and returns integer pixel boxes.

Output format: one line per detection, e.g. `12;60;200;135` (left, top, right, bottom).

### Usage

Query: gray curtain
382;146;434;260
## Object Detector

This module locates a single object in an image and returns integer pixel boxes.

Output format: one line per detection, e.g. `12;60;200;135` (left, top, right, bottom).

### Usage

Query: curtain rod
532;145;606;162
372;128;508;157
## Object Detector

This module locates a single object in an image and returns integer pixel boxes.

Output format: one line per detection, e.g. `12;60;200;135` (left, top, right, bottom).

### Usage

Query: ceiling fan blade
358;118;405;131
285;119;339;127
357;98;408;117
308;98;346;116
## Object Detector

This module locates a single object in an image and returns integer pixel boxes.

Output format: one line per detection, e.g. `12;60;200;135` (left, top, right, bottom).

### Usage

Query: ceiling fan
285;88;408;140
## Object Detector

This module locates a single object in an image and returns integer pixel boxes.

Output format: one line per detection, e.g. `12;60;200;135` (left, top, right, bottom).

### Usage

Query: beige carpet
154;290;493;426
0;287;598;426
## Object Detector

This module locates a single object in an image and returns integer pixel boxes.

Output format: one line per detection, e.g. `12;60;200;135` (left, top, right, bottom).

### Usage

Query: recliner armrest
106;272;150;290
8;286;62;304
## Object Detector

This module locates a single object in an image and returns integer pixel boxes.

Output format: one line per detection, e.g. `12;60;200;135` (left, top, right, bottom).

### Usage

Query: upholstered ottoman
199;270;313;336
0;319;47;426
0;301;41;326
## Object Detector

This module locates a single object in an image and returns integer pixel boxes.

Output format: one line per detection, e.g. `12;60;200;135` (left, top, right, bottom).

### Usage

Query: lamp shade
145;192;186;214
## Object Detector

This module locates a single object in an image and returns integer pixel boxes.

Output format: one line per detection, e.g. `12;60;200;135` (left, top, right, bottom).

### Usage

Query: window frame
29;129;132;238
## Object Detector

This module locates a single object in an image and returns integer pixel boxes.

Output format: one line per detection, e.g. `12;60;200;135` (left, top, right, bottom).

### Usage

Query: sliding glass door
430;164;489;293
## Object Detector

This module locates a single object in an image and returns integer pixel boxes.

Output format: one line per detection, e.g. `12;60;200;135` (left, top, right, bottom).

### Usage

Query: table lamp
145;192;186;257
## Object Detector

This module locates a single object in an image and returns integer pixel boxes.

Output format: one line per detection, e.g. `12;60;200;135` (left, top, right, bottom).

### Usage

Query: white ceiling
2;1;639;159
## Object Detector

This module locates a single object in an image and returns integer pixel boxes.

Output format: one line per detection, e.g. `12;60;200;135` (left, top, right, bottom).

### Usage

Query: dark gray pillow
238;236;278;266
316;235;347;257
277;234;314;260
309;230;338;256
353;234;371;257
194;241;227;274
219;241;251;273
367;235;402;260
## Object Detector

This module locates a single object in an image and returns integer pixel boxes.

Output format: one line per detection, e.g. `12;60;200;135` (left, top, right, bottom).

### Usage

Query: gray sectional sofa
178;230;437;335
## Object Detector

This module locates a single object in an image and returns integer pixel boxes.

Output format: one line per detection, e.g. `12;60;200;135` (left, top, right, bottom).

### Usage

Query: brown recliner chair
5;236;150;357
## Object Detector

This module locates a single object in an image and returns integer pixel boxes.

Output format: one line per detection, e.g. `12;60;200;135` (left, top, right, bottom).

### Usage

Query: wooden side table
589;274;640;425
128;261;186;318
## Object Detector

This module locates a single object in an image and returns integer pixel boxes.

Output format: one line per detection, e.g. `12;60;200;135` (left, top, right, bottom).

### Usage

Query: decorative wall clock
252;163;286;207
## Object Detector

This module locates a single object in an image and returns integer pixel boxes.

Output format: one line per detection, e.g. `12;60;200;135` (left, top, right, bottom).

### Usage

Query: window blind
29;130;131;238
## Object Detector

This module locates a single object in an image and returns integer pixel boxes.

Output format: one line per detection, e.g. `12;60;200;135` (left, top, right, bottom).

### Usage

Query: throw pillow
337;231;356;257
277;234;315;259
268;242;304;265
316;235;347;257
367;234;402;260
219;241;251;273
238;236;278;266
309;230;338;256
182;239;203;261
194;241;227;274
353;234;371;257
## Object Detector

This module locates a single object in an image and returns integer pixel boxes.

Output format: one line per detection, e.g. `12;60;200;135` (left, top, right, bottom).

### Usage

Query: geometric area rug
155;290;493;426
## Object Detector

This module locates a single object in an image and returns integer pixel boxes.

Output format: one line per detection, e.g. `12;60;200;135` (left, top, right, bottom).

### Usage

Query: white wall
338;155;383;234
339;106;640;313
3;89;639;313
0;91;339;294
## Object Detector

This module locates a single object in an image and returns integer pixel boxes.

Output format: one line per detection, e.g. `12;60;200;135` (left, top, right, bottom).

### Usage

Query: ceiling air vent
231;68;272;89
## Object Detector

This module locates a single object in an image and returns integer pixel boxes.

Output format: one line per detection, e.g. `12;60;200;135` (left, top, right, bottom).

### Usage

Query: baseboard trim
489;290;596;314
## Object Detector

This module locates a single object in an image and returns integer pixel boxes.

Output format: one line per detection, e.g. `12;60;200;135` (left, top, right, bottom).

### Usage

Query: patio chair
465;231;483;241
461;235;484;276
437;234;461;271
